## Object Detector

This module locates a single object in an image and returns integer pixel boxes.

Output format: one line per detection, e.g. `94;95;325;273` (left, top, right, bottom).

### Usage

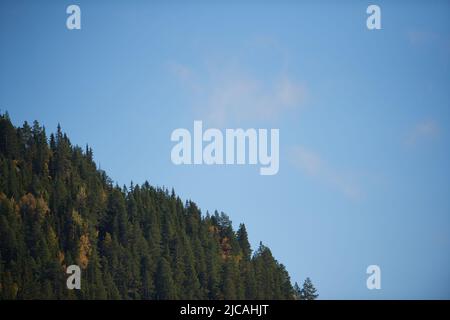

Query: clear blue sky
1;0;449;299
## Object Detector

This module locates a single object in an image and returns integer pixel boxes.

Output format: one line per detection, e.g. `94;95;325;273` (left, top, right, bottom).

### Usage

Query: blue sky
1;0;449;299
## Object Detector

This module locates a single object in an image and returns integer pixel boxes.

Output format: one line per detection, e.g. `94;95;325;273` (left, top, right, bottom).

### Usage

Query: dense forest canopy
0;112;316;299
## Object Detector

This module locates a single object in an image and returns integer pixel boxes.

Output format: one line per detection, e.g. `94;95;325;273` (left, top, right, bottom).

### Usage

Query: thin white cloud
405;119;440;146
289;146;362;200
168;61;201;93
407;31;439;46
407;30;450;54
168;61;307;126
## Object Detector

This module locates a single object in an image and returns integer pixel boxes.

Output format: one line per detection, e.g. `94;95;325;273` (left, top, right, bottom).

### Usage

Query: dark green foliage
299;277;319;300
0;113;310;300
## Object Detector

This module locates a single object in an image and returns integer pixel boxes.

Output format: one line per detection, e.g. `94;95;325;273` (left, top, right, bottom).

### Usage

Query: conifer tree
300;277;318;300
155;257;176;299
237;223;251;260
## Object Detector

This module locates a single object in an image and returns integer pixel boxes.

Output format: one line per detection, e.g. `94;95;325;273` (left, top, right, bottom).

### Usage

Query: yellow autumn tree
78;234;91;269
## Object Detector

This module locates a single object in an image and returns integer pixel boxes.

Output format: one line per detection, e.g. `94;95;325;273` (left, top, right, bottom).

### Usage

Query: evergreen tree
293;281;302;300
155;257;176;299
237;223;251;260
300;277;318;300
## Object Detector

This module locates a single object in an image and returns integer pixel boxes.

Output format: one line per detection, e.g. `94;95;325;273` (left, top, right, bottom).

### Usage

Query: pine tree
300;277;318;300
155;257;176;299
293;282;302;300
237;223;251;260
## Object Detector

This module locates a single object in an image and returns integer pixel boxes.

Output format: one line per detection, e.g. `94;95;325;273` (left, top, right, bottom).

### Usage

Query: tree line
0;112;317;300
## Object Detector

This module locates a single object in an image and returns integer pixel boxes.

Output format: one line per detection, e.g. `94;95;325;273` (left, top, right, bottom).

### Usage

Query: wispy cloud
407;30;450;54
168;61;307;126
288;146;362;200
405;119;440;146
168;62;201;93
407;31;440;46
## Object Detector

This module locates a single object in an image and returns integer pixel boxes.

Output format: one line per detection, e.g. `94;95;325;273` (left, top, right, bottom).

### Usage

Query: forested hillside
0;112;314;299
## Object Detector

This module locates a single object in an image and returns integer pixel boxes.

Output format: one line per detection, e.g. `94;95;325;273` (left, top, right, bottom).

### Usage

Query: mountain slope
0;112;297;299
